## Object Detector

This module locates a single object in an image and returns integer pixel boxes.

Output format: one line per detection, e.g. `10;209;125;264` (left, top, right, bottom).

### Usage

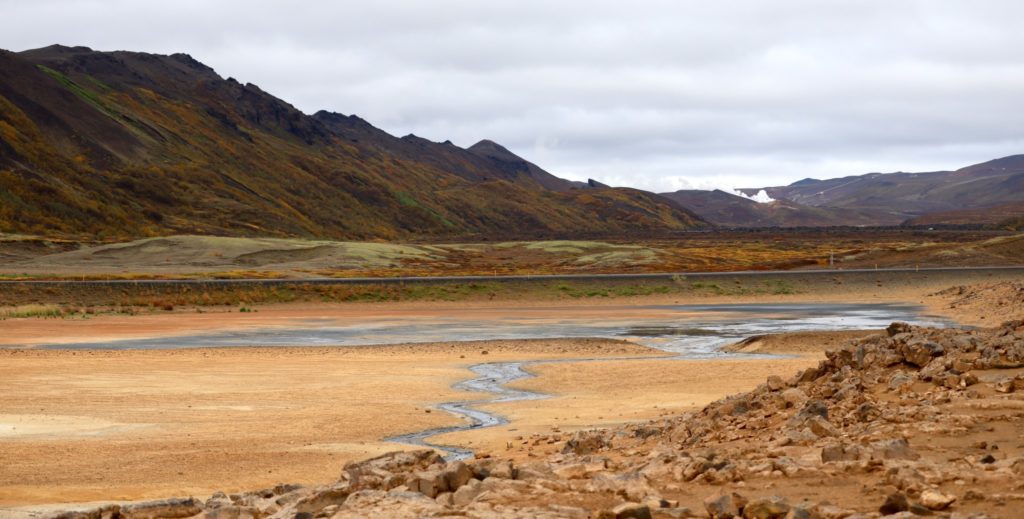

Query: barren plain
0;263;1021;517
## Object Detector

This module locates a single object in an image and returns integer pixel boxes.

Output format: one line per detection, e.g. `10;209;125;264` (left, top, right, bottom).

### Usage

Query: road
0;265;1021;287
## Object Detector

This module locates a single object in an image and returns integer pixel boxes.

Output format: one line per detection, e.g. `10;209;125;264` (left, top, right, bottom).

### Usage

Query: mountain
660;189;884;227
902;201;1024;228
0;45;706;239
742;155;1024;225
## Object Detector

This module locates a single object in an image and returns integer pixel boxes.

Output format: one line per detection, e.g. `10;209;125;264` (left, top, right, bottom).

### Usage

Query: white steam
728;189;775;204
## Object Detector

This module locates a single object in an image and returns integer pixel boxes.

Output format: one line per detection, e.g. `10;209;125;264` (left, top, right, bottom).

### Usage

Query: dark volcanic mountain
0;45;705;239
741;155;1024;226
660;189;884;227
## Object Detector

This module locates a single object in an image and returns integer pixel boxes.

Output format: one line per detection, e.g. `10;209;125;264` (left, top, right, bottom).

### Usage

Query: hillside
660;189;886;227
903;201;1024;228
743;155;1024;225
0;45;706;239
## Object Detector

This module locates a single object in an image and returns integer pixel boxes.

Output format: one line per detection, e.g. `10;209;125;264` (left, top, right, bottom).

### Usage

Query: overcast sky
5;0;1024;191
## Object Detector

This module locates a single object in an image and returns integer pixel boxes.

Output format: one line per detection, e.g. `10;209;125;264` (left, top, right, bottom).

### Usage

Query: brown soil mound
722;329;880;355
932;281;1024;325
39;320;1024;518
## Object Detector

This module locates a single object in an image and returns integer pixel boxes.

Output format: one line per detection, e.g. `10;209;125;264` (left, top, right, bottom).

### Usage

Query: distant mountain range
662;155;1024;229
0;45;705;239
1;45;1020;238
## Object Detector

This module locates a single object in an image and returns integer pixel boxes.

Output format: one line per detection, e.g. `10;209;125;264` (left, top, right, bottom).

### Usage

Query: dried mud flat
2;281;1023;518
23;316;1024;519
0;339;662;507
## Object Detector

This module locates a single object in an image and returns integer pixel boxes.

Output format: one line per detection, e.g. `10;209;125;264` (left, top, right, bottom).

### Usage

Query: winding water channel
40;303;948;459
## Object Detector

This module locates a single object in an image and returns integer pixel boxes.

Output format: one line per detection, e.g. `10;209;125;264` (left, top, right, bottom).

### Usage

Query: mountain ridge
661;154;1023;228
740;155;1024;224
0;44;707;239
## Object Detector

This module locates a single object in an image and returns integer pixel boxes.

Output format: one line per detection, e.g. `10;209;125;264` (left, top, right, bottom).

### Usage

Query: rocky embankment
47;320;1024;519
933;281;1024;325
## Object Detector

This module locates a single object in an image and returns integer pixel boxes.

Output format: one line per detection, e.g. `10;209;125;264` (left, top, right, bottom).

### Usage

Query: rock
798;367;821;383
434;491;453;506
888;373;914;391
452;479;483;506
994;378;1015;393
610;502;652;519
408;470;447;498
811;503;857;519
562;431;609;455
119;498;202;519
203;505;260;519
796;400;829;420
205;492;232;509
821;443;862;463
514;462;556;481
767;376;786;391
807;416;839;437
888;322;913;336
919;489;956;510
704;492;745;519
442;461;473;490
784;506;812;519
342;449;443;488
553;462;590;479
292;484;351;514
902;340;944;367
645;497;678;509
855;402;880;422
879;492;910;514
42;505;121;519
470;458;515;479
781;388;808;409
886;466;925;493
870;438;920;461
332;489;445;518
743;496;790;519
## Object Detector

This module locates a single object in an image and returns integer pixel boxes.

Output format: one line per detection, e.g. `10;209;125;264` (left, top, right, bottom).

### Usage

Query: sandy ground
721;329;882;355
432;356;822;462
0;339;657;506
0;338;827;509
1;273;1018;509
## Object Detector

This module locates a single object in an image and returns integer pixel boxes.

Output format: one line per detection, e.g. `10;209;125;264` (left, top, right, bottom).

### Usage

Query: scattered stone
743;495;790;519
119;498;202;519
38;313;1024;519
870;438;920;461
610;502;652;519
879;492;910;514
781;388;808;408
704;492;745;519
452;479;483;506
562;431;609;455
919;489;956;510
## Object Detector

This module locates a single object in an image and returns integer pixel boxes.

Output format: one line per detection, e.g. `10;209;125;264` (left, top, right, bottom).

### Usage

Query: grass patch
0;304;65;319
37;65;118;117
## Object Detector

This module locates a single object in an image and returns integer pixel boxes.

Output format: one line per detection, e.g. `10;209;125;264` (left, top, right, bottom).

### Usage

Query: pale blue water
40;303;947;355
34;302;951;460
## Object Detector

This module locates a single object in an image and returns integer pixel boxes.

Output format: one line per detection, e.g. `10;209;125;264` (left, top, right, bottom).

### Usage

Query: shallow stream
41;303;948;459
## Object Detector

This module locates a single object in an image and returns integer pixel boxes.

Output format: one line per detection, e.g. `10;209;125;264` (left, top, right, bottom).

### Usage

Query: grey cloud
4;0;1024;191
